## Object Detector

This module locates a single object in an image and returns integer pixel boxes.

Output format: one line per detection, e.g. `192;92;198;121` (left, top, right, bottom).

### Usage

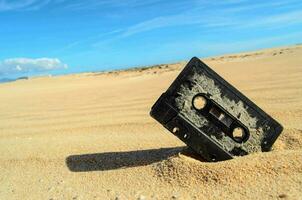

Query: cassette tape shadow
66;147;184;172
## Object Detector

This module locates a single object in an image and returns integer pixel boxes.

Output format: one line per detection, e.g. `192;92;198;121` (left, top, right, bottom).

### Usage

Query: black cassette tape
150;57;283;161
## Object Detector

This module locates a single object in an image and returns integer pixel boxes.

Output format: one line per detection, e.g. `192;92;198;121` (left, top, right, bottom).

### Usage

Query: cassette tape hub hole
192;95;207;110
232;127;246;142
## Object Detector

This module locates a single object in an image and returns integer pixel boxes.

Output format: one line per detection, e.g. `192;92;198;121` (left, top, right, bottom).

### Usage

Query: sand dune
0;45;302;199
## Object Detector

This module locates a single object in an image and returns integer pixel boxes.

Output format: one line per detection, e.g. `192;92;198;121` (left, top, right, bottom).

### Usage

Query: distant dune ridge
0;45;301;199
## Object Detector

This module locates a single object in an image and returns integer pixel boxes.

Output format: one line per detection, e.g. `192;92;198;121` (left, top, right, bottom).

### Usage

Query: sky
0;0;302;79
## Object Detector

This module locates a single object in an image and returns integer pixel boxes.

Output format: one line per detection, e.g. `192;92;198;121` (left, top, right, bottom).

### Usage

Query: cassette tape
150;57;283;161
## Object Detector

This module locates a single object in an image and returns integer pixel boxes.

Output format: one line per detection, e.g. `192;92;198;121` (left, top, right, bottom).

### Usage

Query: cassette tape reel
150;57;283;161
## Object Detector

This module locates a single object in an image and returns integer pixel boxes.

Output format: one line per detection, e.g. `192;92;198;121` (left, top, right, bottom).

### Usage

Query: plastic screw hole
193;95;207;110
172;127;179;134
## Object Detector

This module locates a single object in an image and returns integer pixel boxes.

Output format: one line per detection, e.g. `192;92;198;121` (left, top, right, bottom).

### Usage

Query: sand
0;45;302;200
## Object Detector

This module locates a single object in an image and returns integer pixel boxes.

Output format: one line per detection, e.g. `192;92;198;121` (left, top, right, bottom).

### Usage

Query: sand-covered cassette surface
0;45;302;200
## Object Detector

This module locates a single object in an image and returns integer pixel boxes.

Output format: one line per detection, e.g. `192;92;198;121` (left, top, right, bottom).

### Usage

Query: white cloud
260;10;302;26
116;3;302;38
0;0;35;11
0;0;169;11
64;0;164;10
120;13;238;38
0;0;52;11
0;57;68;75
225;10;302;30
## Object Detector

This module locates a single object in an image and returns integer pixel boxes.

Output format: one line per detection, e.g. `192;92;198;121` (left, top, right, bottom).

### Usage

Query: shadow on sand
66;147;185;172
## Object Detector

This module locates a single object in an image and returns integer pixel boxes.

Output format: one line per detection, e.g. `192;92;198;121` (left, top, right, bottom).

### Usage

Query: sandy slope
0;45;302;200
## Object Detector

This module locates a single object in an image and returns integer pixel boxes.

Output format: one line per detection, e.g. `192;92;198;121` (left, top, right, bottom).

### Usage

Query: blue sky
0;0;302;78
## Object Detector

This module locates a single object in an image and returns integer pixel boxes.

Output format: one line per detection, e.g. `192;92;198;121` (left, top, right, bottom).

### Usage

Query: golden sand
0;45;301;199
